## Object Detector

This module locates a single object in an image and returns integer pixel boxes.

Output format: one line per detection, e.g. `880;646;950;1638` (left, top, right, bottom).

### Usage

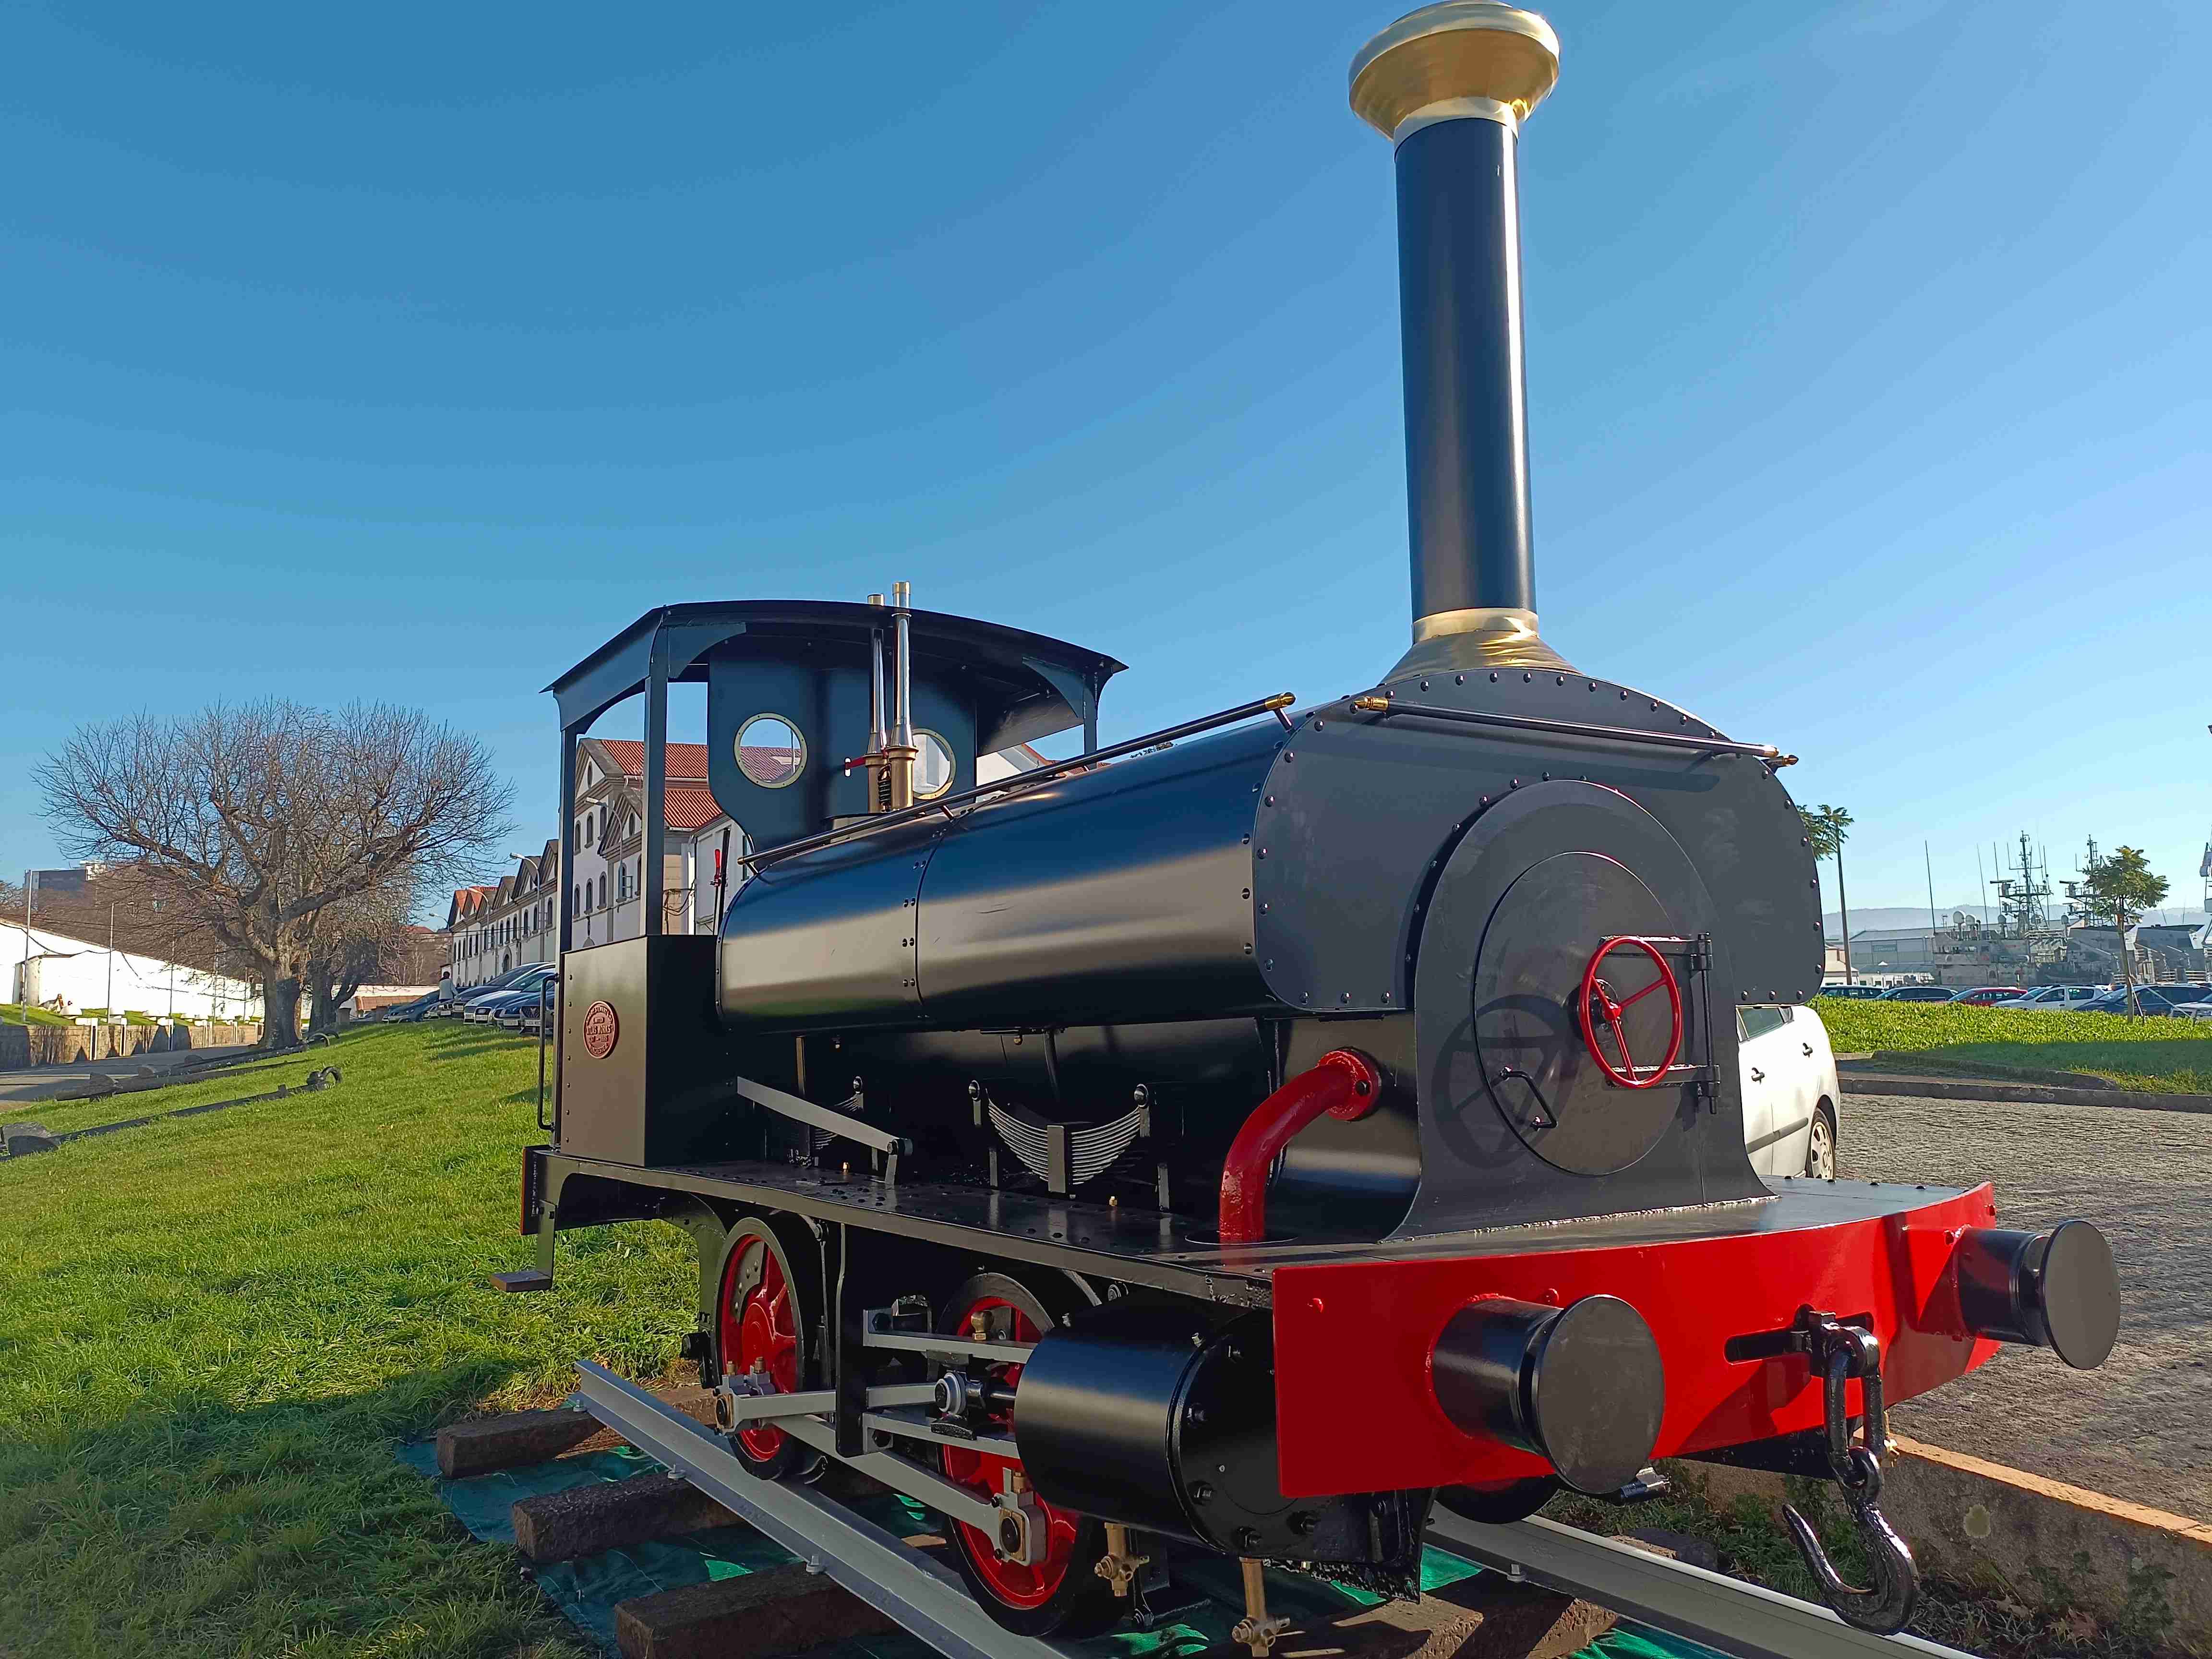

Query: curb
1839;1072;2212;1114
1685;1439;2212;1649
0;1067;344;1157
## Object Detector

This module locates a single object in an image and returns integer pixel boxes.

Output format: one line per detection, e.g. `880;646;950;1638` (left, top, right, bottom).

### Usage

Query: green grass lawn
0;1001;71;1026
1814;998;2212;1093
3;1013;2179;1659
0;1021;697;1659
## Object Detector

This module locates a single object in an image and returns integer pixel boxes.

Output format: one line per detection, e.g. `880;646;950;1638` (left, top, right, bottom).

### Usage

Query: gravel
1840;1090;2212;1520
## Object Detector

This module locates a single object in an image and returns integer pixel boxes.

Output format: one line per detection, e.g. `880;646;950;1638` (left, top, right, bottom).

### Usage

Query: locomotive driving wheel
714;1218;822;1482
937;1274;1116;1638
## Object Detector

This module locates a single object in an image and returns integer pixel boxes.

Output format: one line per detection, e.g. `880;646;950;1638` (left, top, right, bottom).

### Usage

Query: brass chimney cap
1350;2;1560;141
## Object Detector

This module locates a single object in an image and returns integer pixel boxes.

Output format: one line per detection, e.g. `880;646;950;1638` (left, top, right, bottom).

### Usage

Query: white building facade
3;922;262;1020
445;739;1046;984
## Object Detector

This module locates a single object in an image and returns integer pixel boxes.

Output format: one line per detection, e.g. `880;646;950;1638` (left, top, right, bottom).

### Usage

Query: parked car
458;986;533;1027
1992;985;2105;1012
461;964;555;1022
483;990;548;1030
446;963;551;1019
495;977;558;1031
1814;984;1885;1000
1947;986;2029;1006
1738;1004;1839;1180
1877;984;1956;1002
517;988;556;1035
2075;985;2212;1017
381;992;444;1023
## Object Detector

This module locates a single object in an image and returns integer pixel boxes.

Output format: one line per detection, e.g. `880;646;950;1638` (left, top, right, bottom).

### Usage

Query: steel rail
742;693;1296;872
1425;1511;1974;1659
575;1361;1972;1659
1347;694;1799;767
573;1362;1070;1659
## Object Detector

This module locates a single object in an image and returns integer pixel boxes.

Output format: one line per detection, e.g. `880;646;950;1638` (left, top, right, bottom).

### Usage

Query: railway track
573;1361;1979;1659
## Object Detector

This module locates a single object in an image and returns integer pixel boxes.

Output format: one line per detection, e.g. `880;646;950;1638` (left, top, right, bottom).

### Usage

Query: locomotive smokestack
1352;1;1569;674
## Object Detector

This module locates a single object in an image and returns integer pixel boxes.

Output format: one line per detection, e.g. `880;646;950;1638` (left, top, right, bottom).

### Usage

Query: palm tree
1800;805;1856;986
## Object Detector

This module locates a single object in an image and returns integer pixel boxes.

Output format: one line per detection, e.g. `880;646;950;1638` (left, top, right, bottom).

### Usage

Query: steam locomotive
511;2;2120;1640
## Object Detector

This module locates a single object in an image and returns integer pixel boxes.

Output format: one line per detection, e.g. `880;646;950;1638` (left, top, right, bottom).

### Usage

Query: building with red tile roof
444;734;1051;986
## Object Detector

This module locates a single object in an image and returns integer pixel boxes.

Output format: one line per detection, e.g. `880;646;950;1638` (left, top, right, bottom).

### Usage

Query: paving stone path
1843;1090;2212;1519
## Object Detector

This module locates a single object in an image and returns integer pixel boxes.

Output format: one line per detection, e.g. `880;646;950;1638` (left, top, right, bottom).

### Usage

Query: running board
573;1361;1976;1659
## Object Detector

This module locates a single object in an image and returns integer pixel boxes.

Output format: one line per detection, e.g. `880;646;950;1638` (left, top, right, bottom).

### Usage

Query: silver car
1992;985;2104;1011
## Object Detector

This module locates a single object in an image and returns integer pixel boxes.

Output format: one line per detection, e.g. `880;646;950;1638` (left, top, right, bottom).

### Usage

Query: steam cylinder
1012;1303;1417;1564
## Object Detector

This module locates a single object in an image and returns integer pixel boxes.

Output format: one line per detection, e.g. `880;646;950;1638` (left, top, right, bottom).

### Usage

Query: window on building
598;873;607;909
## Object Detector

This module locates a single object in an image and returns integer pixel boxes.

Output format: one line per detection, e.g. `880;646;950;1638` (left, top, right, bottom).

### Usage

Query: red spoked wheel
1577;936;1685;1089
938;1275;1116;1637
715;1221;817;1480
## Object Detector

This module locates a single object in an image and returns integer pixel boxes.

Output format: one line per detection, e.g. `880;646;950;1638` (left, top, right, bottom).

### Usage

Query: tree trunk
329;966;369;1029
263;975;303;1049
1837;849;1853;986
304;961;338;1035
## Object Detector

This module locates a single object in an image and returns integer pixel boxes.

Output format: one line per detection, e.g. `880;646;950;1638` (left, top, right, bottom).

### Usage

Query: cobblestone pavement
1840;1090;2212;1519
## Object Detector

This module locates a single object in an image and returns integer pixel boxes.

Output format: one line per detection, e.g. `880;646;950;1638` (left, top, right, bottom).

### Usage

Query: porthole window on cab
914;730;955;800
736;713;806;789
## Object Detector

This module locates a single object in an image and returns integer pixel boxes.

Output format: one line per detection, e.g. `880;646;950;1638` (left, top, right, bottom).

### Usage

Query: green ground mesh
397;1441;1717;1659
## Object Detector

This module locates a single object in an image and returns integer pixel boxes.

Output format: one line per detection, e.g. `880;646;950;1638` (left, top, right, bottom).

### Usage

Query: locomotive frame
500;2;2122;1644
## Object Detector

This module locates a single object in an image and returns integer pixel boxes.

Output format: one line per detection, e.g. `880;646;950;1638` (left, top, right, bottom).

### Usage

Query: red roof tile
665;785;723;832
596;740;710;781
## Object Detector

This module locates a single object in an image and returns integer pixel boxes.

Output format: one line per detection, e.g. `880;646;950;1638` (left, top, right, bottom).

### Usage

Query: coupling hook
1780;1309;1919;1635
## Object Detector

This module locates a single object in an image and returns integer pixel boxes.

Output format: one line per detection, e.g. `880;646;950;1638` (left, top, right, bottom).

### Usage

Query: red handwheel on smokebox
1578;936;1684;1089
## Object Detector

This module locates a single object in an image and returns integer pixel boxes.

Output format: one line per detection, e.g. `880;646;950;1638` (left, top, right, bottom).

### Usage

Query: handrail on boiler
740;693;1297;874
1347;695;1798;767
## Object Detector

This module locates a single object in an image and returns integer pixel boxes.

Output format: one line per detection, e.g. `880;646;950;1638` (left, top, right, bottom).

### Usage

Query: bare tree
303;878;422;1035
37;700;512;1048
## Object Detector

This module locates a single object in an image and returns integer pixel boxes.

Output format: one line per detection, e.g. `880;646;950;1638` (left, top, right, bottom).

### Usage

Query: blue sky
4;0;2207;922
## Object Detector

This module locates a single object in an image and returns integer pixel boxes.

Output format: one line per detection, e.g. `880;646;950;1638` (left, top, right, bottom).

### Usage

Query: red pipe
1218;1049;1382;1244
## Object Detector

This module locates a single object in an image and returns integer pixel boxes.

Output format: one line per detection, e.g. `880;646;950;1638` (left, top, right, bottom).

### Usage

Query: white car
1992;985;2104;1012
1738;1004;1838;1180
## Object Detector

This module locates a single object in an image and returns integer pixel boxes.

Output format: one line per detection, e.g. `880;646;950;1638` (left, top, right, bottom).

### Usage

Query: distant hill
1824;904;2207;939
